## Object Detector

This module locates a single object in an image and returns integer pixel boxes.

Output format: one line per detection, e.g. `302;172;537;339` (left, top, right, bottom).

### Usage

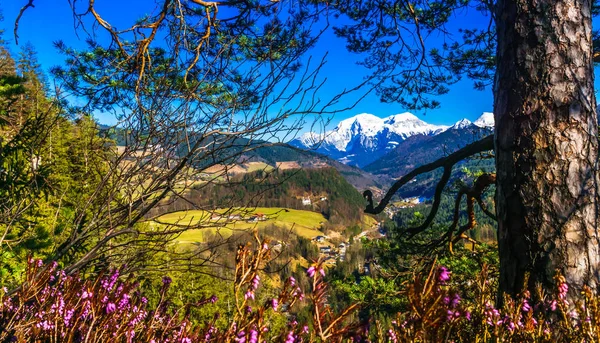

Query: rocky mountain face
363;121;493;178
290;113;449;167
291;112;494;168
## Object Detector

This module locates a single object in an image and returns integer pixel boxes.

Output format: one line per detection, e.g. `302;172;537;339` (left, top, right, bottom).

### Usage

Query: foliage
0;44;113;285
178;168;369;227
0;238;367;342
5;244;600;342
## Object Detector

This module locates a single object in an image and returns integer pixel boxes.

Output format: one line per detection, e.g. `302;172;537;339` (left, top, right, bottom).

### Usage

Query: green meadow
156;207;327;242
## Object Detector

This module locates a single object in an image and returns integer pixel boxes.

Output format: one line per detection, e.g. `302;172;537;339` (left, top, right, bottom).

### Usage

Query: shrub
0;236;364;342
3;240;600;342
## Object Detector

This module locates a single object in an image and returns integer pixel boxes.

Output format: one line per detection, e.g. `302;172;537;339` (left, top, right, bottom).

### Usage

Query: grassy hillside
156;207;327;242
152;167;374;229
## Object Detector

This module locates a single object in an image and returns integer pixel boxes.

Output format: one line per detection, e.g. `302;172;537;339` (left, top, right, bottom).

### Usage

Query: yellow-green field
243;162;274;173
156;207;326;243
362;215;378;228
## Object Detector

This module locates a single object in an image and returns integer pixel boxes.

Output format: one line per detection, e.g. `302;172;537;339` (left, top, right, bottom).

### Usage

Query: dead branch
364;134;493;212
14;0;35;45
364;134;494;243
443;173;496;252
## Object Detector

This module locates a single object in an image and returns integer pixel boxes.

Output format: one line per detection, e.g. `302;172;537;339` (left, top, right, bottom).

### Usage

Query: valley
140;110;497;274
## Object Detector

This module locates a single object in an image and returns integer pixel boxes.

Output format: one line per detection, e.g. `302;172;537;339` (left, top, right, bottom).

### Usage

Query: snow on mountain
450;118;473;130
473;112;494;128
291;112;449;167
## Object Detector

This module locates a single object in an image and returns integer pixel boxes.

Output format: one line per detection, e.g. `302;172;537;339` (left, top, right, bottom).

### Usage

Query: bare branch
364;134;494;215
14;0;35;45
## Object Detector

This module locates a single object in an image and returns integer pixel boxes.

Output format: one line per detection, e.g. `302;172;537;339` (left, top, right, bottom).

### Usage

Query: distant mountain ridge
363;121;493;178
362;115;495;198
291;112;493;167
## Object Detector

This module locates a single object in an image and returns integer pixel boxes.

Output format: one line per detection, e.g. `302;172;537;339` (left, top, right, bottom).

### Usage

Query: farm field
156;207;327;242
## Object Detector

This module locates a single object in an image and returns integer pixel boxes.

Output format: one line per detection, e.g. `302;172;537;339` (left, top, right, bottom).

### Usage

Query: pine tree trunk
494;0;600;298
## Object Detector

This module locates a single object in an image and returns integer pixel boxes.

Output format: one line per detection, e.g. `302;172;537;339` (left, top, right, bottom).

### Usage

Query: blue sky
0;1;585;130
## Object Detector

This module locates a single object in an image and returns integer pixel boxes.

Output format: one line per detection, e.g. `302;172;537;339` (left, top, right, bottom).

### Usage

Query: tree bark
494;0;600;298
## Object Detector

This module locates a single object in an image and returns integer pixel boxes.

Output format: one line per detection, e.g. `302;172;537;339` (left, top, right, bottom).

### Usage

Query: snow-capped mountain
291;112;449;167
474;112;494;128
450;118;473;130
364;114;494;183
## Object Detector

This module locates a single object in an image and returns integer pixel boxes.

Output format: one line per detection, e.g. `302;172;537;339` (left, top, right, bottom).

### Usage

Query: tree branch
364;134;494;216
14;0;35;45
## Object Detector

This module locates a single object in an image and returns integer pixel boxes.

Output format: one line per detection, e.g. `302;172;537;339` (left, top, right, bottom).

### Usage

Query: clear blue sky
1;1;594;129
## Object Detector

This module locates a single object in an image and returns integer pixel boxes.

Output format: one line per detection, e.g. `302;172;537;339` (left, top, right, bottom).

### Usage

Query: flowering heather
5;245;600;342
0;236;365;342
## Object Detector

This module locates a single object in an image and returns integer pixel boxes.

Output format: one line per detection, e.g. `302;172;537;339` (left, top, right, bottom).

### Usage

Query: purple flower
210;295;218;303
36;259;43;267
289;276;296;286
285;331;295;343
162;276;172;287
63;308;75;327
450;293;461;307
36;320;54;331
307;266;316;278
438;266;451;283
118;294;131;310
559;282;569;295
105;302;116;313
271;298;279;311
244;290;255;300
235;330;246;343
251;275;260;290
181;338;192;343
249;329;259;343
506;321;515;332
388;329;398;343
522;299;531;312
465;311;471;321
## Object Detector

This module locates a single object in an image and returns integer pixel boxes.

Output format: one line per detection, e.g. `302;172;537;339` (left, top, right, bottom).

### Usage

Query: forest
1;0;600;342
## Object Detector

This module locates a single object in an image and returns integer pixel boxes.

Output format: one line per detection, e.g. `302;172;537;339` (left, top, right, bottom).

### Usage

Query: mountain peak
291;112;452;167
384;112;419;124
474;112;494;128
340;113;381;125
450;118;472;129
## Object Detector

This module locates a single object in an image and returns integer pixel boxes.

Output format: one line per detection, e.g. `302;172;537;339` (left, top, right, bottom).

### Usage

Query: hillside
157;207;327;242
237;142;390;193
364;124;492;177
151;167;374;229
106;126;388;196
363;124;494;198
